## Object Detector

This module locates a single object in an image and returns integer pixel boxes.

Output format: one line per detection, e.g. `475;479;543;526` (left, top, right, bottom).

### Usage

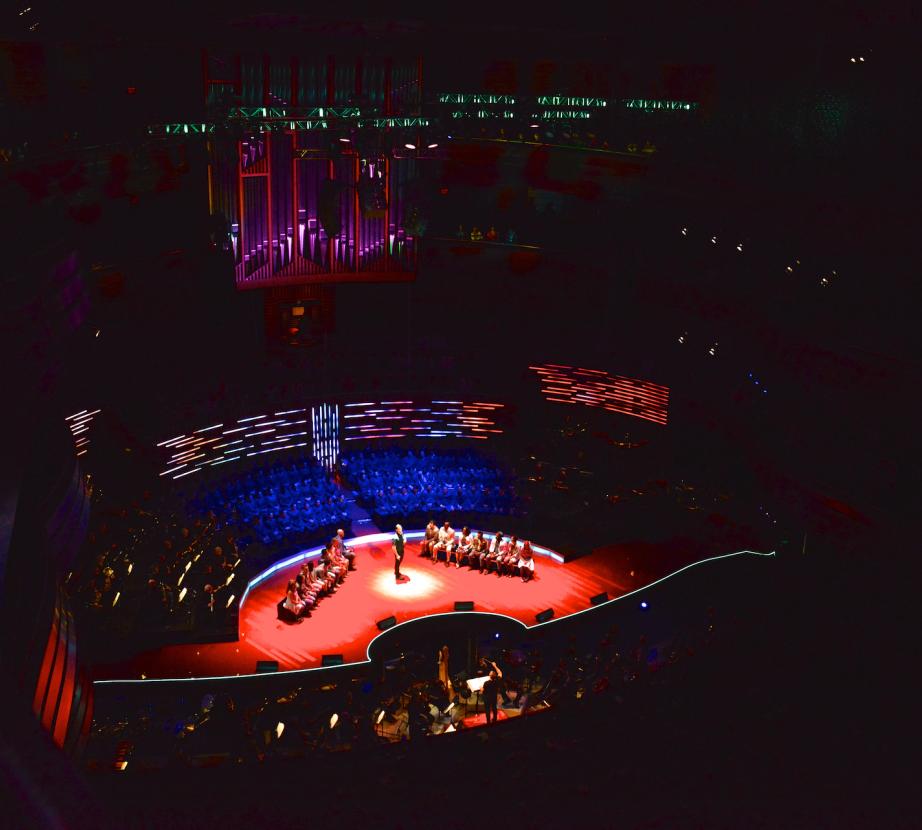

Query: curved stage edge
93;532;774;683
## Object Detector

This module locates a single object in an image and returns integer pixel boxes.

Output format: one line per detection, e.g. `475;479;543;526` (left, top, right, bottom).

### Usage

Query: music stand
465;675;490;715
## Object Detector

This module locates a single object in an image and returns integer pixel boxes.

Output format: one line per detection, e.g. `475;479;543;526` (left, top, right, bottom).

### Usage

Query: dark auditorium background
0;2;915;828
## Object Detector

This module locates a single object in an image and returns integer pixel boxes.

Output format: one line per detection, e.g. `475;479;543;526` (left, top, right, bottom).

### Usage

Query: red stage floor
93;533;758;680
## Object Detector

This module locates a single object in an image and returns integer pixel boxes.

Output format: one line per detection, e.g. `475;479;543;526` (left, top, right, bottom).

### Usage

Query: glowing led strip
94;545;774;685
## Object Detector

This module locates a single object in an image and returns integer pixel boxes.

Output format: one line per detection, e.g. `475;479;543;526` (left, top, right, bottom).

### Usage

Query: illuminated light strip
275;408;306;416
159;464;188;477
210;456;241;466
432;400;462;404
194;423;224;434
225;444;252;454
77;450;87;456
171;436;200;448
98;542;774;683
171;448;201;462
344;414;369;419
212;439;243;450
173;468;201;479
344;402;374;407
192;436;224;448
238;415;267;422
244;429;276;438
381;401;412;404
221;426;249;434
65;410;88;421
158;435;188;447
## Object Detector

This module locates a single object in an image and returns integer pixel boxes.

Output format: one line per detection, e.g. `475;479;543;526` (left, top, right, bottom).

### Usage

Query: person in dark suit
483;661;503;724
392;523;405;582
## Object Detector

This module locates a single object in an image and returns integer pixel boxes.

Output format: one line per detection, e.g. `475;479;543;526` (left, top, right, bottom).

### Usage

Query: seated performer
433;520;455;564
483;531;505;573
421;519;439;558
518;541;535;582
284;579;308;619
335;529;356;570
469;530;488;570
499;535;520;576
329;537;349;580
301;561;324;599
295;574;317;608
452;527;473;568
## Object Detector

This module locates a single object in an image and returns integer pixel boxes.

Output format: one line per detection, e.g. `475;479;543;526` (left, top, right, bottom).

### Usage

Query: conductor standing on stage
392;524;405;582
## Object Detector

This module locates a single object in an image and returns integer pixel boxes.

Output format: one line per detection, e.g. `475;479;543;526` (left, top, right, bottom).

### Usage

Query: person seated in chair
483;531;504;573
295;574;317;608
453;527;473;568
433;520;455;564
301;561;324;600
335;529;356;570
499;535;520;576
421;519;438;558
283;579;308;620
329;538;349;581
518;541;535;582
469;530;488;570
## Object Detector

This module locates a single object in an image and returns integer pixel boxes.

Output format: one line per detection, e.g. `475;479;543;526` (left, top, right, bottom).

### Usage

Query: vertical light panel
312;402;340;470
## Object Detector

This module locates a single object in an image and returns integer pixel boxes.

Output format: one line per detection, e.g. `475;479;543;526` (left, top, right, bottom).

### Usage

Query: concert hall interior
0;4;912;829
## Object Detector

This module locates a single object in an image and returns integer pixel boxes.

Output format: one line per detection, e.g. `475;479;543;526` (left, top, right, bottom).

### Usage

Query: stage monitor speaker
256;660;279;673
376;615;397;631
535;608;554;623
454;601;475;612
590;592;609;606
321;654;344;667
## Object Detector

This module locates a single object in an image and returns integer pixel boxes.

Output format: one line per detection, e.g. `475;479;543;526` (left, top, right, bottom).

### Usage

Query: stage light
226;593;235;608
736;243;743;251
678;333;686;344
112;591;120;607
681;227;687;236
859;56;865;62
339;137;351;142
127;563;132;575
276;722;285;738
376;710;386;724
404;143;416;150
495;632;500;639
850;57;856;62
178;587;187;603
708;342;719;357
95;329;101;337
710;236;717;244
640;601;648;609
329;713;339;729
428;143;438;148
530;124;539;128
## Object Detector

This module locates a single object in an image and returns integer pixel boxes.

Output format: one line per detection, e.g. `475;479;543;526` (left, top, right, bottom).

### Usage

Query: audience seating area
192;458;349;548
341;448;518;527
